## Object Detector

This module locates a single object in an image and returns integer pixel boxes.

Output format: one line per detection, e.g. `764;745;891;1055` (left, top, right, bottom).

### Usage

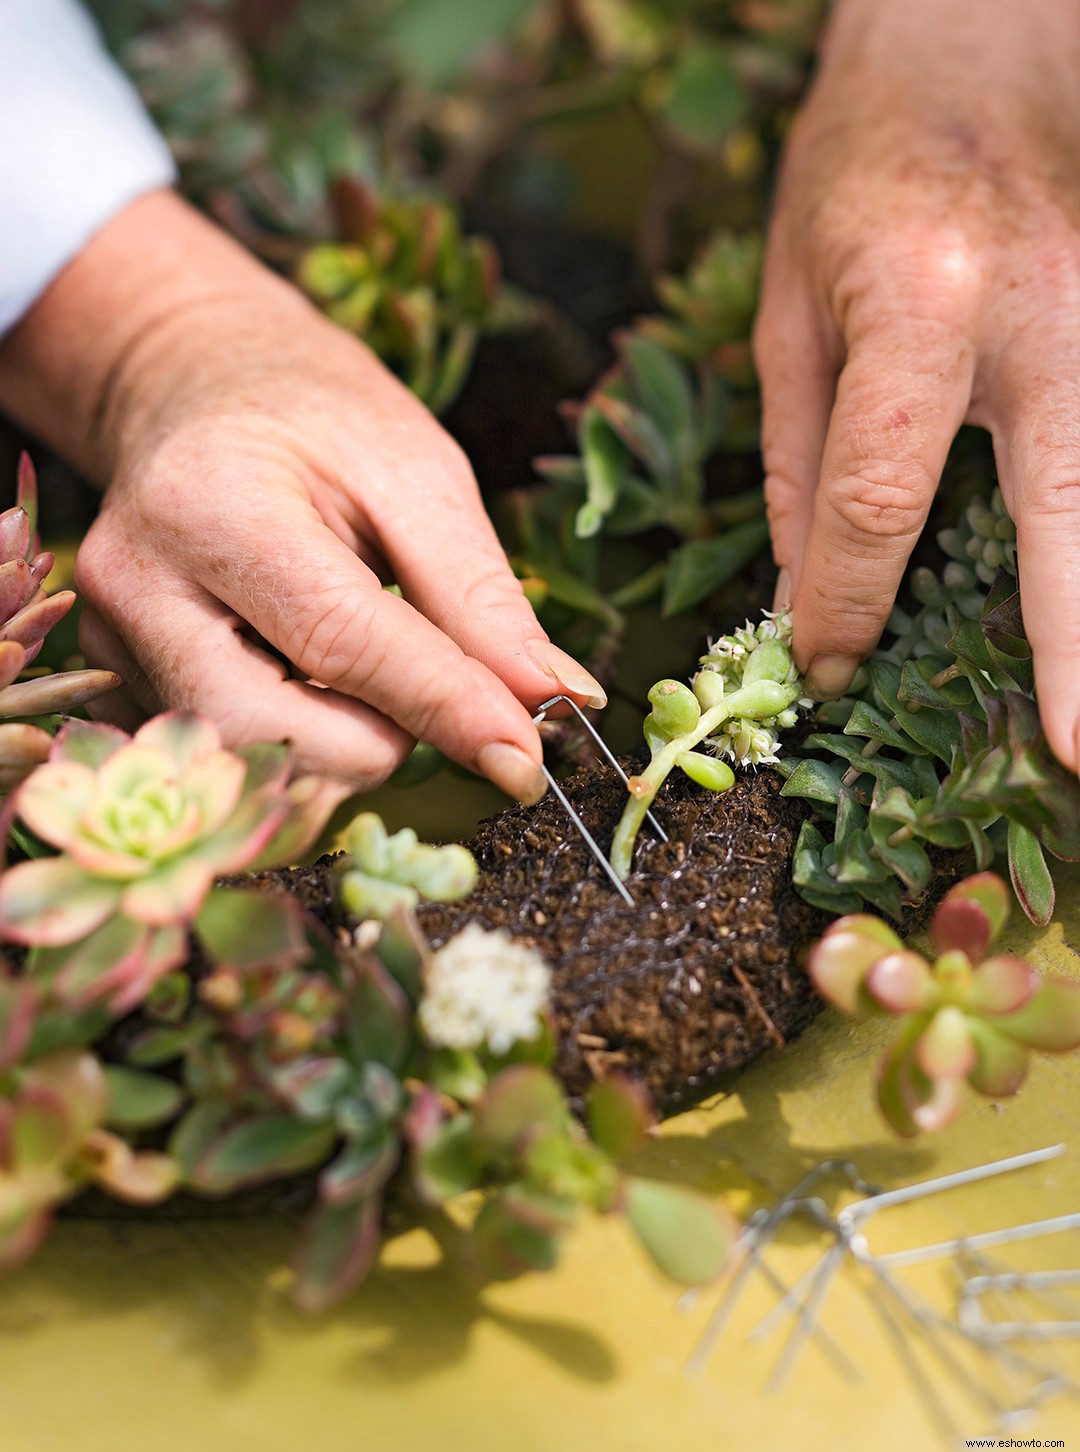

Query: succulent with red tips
808;872;1080;1135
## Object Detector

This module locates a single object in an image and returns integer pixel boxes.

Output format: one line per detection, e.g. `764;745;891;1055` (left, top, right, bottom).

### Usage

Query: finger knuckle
829;458;933;542
290;587;384;689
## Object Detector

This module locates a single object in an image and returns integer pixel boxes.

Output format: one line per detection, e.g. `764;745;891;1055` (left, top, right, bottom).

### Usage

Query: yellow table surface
5;875;1080;1452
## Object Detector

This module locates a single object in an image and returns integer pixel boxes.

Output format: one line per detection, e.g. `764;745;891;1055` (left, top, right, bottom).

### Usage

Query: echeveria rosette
808;872;1080;1136
0;712;351;1011
610;611;803;879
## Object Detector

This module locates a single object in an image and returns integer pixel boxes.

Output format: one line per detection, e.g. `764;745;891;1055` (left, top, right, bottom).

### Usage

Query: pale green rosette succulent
0;712;350;1011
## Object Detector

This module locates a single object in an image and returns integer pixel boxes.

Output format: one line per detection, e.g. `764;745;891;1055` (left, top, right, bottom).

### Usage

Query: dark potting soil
417;764;828;1111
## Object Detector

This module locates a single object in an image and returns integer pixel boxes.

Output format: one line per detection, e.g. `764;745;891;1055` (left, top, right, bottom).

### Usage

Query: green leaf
473;1066;567;1155
375;908;428;1003
193;1114;337;1194
1007;820;1055;926
292;1196;381;1314
623;1178;730;1285
586;1077;653;1159
663;519;769;615
844;701;922;754
320;1130;399;1206
194;887;309;969
104;1066;184;1129
347;958;412;1072
658;43;747;149
576;407;629;539
780;758;848;806
384;0;541;86
676;750;735;793
413;1112;486;1201
472;1190;564;1279
620;334;695;458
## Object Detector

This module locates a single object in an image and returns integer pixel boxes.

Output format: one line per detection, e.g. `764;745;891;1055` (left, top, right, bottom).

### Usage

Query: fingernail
804;654;860;701
525;639;607;708
475;742;548;805
772;567;792;613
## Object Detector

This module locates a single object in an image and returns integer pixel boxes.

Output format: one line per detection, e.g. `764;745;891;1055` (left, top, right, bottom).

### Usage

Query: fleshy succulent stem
611;701;731;879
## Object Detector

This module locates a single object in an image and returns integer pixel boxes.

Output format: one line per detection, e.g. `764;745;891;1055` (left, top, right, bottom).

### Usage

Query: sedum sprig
809;873;1080;1136
611;611;803;878
337;813;478;921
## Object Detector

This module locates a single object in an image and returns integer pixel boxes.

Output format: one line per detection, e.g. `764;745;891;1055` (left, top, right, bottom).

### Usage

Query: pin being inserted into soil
531;693;669;906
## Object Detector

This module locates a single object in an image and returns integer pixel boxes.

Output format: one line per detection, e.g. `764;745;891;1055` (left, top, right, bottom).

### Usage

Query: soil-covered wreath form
255;765;831;1111
418;765;827;1111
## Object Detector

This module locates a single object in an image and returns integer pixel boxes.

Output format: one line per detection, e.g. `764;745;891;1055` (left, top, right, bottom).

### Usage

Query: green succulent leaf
622;1178;730;1285
413;1112;485;1202
662;519;769;616
192;1114;337;1194
472;1066;567;1156
104;1066;185;1130
292;1195;381;1315
676;750;735;793
586;1076;653;1160
1007;820;1055;927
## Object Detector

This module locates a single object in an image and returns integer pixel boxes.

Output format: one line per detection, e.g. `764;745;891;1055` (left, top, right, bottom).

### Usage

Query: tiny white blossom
419;923;551;1056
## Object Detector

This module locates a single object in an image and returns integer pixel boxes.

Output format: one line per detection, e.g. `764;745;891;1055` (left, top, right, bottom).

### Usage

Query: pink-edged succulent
0;712;351;1011
808;872;1080;1136
0;456;119;789
0;1049;178;1268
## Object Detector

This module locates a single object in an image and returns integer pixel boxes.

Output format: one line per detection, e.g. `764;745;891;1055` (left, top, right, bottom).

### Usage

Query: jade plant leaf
472;1066;567;1156
292;1195;382;1314
412;1112;486;1202
192;1114;337;1194
586;1076;653;1160
104;1066;185;1129
623;1178;730;1285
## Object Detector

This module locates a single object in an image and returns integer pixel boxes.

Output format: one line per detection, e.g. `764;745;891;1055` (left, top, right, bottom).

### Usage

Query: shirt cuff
0;0;177;335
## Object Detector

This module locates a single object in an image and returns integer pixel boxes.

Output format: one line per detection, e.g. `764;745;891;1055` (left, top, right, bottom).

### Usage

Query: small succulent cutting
337;812;478;921
611;611;802;879
809;872;1080;1136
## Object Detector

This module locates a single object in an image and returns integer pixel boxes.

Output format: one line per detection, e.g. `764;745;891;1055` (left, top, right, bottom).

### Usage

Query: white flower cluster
696;609;803;768
706;719;784;768
418;923;551;1057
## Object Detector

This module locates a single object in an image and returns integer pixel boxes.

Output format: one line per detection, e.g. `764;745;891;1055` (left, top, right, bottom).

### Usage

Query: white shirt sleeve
0;0;177;335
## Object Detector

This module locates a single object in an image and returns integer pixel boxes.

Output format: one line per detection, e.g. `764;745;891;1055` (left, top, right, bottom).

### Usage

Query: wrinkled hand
754;0;1080;770
0;192;604;798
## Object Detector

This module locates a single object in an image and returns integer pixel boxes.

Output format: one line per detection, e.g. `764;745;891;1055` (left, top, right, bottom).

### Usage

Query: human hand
753;0;1080;769
0;191;606;798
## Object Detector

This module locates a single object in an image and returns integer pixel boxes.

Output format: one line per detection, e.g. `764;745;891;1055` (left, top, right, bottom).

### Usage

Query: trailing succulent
779;485;1080;926
611;610;802;879
810;873;1080;1136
